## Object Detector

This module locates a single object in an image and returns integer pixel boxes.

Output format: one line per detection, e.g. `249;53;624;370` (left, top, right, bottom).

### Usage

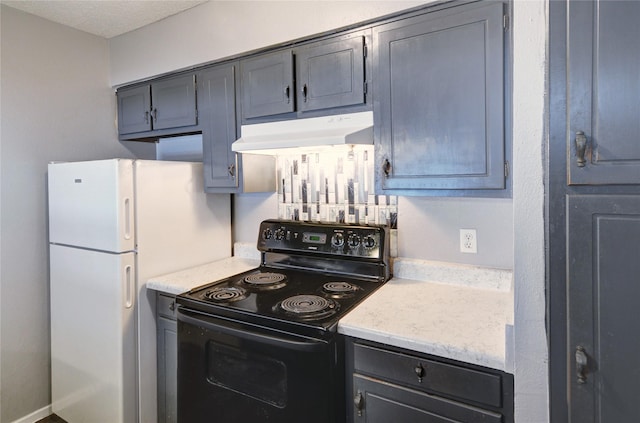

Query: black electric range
176;219;390;423
178;219;390;336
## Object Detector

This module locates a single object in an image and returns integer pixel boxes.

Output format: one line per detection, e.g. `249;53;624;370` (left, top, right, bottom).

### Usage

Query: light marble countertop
338;257;514;373
146;246;514;373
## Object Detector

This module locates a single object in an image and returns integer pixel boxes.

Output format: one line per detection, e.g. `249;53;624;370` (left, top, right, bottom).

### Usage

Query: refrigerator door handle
124;265;133;308
124;197;132;241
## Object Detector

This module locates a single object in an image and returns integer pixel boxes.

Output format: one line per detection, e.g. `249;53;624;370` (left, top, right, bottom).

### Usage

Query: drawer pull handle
415;363;425;383
576;345;588;384
354;391;364;416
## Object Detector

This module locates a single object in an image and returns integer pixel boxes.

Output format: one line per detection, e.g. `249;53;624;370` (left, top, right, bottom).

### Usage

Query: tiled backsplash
276;146;398;228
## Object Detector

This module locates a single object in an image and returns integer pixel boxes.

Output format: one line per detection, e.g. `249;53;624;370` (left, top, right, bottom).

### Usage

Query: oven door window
206;341;287;408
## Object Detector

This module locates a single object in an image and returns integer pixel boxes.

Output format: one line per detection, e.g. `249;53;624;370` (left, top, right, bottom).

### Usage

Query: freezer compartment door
50;244;136;423
48;159;135;252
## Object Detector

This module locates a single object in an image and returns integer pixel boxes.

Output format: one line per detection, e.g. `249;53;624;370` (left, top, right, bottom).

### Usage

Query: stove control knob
348;233;360;248
331;233;345;248
262;228;273;240
274;228;286;241
363;234;377;249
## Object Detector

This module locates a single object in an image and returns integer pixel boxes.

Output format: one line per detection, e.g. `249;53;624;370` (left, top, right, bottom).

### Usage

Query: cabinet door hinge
503;14;509;31
363;44;368;58
504;161;510;178
364;81;368;95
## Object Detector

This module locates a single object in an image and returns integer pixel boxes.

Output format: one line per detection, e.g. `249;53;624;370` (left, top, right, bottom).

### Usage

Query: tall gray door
549;0;640;421
567;195;640;422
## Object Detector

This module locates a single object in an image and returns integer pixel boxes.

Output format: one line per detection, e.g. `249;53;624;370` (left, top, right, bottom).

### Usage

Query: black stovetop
177;219;391;336
178;264;385;334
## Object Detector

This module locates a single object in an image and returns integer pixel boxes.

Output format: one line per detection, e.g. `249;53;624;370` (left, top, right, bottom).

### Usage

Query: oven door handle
178;308;329;352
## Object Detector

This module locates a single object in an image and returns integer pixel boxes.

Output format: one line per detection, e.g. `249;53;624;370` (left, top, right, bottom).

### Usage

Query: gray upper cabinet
567;1;640;185
198;64;239;191
296;36;366;113
199;63;276;193
374;2;506;193
117;85;152;135
117;73;197;137
240;32;367;121
241;50;295;119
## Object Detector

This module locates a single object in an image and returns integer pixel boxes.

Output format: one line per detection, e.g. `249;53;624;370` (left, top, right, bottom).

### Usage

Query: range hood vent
232;111;373;154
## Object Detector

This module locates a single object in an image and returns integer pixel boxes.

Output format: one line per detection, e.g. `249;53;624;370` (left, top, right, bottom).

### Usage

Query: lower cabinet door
352;374;503;423
157;314;177;423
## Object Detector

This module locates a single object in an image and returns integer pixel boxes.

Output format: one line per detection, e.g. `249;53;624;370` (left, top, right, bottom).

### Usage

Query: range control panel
257;219;387;259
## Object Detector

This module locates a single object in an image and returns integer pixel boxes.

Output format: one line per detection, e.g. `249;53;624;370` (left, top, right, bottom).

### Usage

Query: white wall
0;6;136;422
109;1;426;86
103;1;545;422
512;1;548;421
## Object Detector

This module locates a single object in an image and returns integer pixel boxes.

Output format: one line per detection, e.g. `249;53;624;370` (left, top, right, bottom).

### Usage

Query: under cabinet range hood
232;111;373;154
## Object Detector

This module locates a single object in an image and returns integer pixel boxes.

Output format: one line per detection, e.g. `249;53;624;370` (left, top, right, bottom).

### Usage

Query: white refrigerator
48;159;231;423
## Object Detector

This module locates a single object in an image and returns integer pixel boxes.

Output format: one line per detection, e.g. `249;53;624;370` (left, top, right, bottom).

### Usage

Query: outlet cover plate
459;229;477;253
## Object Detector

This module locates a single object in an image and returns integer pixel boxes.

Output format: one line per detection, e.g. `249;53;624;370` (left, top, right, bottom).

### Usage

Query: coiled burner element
203;286;247;302
279;295;337;320
243;272;287;290
322;281;359;295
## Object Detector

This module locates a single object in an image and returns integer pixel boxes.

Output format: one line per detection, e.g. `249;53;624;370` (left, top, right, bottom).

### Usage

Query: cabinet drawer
157;294;177;320
353;343;502;408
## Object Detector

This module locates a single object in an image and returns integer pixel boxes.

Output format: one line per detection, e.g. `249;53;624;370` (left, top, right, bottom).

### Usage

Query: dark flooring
35;414;67;423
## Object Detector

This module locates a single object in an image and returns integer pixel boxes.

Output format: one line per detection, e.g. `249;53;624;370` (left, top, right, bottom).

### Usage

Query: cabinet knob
284;86;291;104
152;108;158;123
354;391;364;417
382;159;392;178
301;84;308;102
575;131;588;167
576;345;588;384
414;363;425;383
169;301;176;312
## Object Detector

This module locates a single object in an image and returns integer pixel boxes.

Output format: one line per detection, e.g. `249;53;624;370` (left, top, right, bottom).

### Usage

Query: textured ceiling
2;0;208;38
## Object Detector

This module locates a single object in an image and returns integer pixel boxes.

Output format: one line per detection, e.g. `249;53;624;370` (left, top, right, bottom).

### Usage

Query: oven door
177;307;344;423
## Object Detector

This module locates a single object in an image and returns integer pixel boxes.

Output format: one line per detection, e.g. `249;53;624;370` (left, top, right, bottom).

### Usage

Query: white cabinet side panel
133;160;231;423
134;160;231;279
50;245;136;423
48;159;135;252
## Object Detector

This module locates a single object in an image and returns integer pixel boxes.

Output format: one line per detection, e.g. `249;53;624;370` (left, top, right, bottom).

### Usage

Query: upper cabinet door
241;50;295;119
198;64;239;190
117;85;152;135
296;36;366;113
150;74;197;131
568;1;640;185
374;2;505;192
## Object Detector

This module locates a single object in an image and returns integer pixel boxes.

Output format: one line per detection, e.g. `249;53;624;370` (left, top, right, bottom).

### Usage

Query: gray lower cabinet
117;73;197;138
240;31;368;121
567;195;640;422
347;339;513;423
374;2;507;193
156;293;177;423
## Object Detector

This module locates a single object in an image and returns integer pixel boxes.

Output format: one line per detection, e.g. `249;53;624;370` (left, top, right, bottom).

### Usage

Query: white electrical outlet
459;229;477;254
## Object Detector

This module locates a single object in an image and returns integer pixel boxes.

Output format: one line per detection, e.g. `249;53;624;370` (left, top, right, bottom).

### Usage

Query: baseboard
10;405;52;423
